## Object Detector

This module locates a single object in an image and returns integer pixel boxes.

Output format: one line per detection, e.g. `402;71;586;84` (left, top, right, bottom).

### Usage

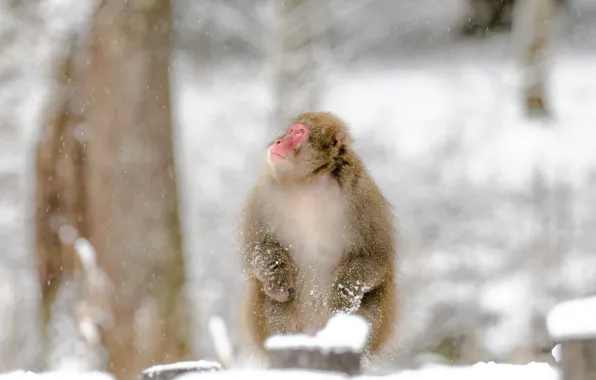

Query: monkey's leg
262;297;300;337
355;282;398;357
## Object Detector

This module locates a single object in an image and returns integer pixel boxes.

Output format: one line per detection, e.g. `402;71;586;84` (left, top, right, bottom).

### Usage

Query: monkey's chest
269;182;348;297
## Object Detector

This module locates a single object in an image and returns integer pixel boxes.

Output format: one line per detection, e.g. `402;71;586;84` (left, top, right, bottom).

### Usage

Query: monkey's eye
297;128;305;135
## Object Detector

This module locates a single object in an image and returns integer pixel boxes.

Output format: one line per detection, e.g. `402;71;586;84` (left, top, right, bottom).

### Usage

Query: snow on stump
139;360;222;380
547;296;596;380
264;314;370;376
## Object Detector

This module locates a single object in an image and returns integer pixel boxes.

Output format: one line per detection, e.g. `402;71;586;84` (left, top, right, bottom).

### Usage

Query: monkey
237;112;399;359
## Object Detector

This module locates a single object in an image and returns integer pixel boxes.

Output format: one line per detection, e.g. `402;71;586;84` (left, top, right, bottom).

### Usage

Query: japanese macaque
238;112;399;358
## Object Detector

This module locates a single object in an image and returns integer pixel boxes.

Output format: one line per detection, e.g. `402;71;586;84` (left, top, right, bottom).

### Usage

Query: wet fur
238;112;399;358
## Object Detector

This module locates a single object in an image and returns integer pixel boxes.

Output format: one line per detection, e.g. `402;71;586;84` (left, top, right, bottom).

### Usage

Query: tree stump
547;296;596;380
139;360;222;380
557;339;596;380
266;346;361;375
264;314;370;376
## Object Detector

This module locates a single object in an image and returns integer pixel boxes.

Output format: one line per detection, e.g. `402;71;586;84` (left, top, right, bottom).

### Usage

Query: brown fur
237;112;399;358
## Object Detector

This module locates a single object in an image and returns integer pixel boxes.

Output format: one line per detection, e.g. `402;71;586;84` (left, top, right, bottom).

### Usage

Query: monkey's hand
247;242;296;303
261;259;296;303
330;280;370;315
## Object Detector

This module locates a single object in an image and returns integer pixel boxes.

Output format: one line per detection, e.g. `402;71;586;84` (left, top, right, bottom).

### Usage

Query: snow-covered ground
0;362;561;380
175;362;559;380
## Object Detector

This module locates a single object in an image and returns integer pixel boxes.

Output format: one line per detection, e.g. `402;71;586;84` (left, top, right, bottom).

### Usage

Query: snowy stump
264;314;370;376
139;360;222;380
547;296;596;380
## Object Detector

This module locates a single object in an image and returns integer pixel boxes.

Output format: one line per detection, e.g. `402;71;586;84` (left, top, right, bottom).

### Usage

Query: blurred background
1;0;596;379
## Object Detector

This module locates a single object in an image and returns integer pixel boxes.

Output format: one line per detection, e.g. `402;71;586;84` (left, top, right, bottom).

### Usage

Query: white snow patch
0;372;37;380
547;296;596;340
74;238;97;274
265;314;370;353
366;362;559;380
478;273;533;357
0;371;114;380
176;362;557;380
552;344;561;362
177;369;345;380
208;315;234;369
141;361;222;377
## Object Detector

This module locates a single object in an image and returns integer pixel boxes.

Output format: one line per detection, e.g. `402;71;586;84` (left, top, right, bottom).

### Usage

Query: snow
0;371;114;380
208;315;233;368
176;362;558;380
367;362;559;380
551;344;561;362
74;238;98;274
141;361;222;377
478;273;533;357
546;296;596;340
265;314;370;353
0;362;558;380
177;369;345;380
315;314;370;352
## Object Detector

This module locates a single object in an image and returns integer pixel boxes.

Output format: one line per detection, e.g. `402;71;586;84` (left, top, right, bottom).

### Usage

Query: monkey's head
266;112;352;184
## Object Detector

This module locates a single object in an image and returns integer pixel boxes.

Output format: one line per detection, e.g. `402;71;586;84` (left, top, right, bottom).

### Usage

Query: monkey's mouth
271;152;286;159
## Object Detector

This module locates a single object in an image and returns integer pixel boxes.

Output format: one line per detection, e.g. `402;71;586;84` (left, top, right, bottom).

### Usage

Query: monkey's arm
330;185;395;314
240;192;296;303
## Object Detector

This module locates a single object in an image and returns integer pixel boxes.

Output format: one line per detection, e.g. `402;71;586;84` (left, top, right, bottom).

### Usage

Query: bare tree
81;1;193;379
460;0;517;36
270;0;329;130
35;26;98;366
518;0;556;117
460;0;564;37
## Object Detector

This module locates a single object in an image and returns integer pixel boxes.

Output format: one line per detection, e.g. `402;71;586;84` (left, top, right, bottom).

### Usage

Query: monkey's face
268;123;310;163
267;116;344;184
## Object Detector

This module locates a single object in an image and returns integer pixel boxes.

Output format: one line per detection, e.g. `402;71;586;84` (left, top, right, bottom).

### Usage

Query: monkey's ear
334;131;345;148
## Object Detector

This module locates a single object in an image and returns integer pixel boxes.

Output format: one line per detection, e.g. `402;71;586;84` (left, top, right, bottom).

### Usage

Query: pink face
268;124;310;163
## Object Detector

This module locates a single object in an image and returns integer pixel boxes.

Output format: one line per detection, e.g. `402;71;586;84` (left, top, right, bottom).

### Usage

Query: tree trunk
35;31;96;369
84;1;193;379
460;0;563;37
36;32;88;333
270;0;328;131
521;0;555;117
460;0;516;36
